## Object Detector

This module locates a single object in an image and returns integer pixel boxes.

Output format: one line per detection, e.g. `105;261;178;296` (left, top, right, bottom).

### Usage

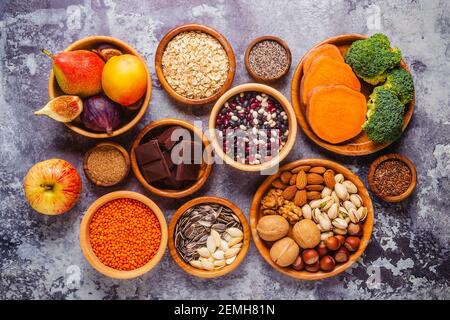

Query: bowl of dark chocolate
131;118;213;198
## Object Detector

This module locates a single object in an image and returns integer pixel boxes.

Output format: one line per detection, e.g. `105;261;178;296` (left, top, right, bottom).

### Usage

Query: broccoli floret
362;87;405;143
381;67;414;104
345;34;402;85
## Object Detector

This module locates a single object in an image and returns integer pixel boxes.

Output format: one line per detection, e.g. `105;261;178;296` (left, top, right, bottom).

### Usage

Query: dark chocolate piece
163;151;175;170
141;158;171;183
175;163;200;181
135;139;162;165
157;126;190;150
171;140;203;165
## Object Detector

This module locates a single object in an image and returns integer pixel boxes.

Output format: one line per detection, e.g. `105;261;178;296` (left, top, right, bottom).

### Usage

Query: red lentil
89;198;161;271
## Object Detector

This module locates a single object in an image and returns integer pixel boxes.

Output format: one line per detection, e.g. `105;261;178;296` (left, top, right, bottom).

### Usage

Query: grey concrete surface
0;0;449;299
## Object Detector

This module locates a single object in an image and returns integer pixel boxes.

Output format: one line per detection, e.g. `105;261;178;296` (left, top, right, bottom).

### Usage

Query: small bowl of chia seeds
208;83;297;172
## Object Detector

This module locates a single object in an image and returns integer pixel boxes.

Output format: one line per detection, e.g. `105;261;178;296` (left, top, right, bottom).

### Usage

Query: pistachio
331;191;340;204
344;200;357;212
333;227;348;235
313;208;321;223
321;187;332;198
322;198;334;211
317;212;332;231
310;199;323;209
343;180;358;194
301;204;312;219
356;207;368;221
350;194;363;208
335;183;350;200
332;218;348;230
327;203;338;219
334;173;345;184
347;208;359;223
320;231;334;241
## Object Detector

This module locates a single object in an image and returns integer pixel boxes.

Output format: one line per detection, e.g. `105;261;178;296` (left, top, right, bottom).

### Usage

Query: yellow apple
23;159;82;215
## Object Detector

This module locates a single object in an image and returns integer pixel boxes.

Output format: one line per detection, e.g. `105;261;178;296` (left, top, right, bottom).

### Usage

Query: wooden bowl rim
368;153;417;202
168;196;250;278
155;23;236;105
83;141;131;187
208;83;297;172
79;190;168;279
244;35;292;82
48;35;152;139
131;118;214;198
290;33;415;156
249;158;374;280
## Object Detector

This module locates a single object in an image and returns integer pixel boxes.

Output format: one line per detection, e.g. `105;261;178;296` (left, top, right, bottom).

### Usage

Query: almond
280;171;292;184
294;190;307;207
291;165;311;173
296;170;307;189
307;191;322;200
323;169;336;189
306;184;325;191
272;179;287;189
282;185;297;200
307;173;324;185
309;166;326;174
289;174;297;186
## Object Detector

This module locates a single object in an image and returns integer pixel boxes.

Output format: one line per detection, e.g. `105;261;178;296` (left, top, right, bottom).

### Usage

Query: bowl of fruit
37;36;151;138
250;159;374;280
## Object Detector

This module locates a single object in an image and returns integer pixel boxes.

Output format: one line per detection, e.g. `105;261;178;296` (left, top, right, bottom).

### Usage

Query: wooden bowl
48;36;152;139
244;36;292;82
291;34;415;156
131;118;213;198
168;196;250;278
208;83;297;172
155;23;236;105
83;141;130;187
368;153;417;202
250;159;374;280
79;191;168;279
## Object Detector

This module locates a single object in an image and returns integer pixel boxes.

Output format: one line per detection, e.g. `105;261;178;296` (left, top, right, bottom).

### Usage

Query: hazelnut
292;219;321;249
319;255;336;271
344;236;360;252
257;215;290;241
334;247;350;263
291;255;304;270
325;236;340;251
302;249;319;265
270;237;300;267
317;241;328;257
305;261;319;272
347;223;362;236
335;235;346;246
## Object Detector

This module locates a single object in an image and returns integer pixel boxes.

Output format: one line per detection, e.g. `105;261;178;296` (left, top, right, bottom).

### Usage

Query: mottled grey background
0;0;449;300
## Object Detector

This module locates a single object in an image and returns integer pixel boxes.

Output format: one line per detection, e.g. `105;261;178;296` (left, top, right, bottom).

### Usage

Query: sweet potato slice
303;44;344;74
301;56;361;105
306;85;367;144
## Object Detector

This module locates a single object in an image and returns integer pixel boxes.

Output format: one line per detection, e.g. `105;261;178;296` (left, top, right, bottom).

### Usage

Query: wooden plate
168;196;250;278
244;35;292;82
48;36;152;139
155;23;236;105
291;34;415;156
79;191;168;279
250;159;374;280
131;118;213;198
368;153;417;202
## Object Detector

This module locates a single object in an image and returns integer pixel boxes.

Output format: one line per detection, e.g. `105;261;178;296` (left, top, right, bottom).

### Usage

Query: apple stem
41;49;54;60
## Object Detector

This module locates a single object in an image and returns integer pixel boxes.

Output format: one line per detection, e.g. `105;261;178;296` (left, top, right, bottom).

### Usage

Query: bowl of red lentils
80;191;168;279
208;83;297;172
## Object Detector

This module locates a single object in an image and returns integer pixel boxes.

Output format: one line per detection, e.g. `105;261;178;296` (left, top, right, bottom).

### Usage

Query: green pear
42;49;105;97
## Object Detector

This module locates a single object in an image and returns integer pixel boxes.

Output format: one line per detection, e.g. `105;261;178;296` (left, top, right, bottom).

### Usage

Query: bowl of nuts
249;159;374;280
155;23;236;105
208;83;297;172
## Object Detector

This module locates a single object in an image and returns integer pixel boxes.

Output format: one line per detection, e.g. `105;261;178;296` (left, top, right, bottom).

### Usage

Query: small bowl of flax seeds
368;153;417;202
245;36;292;82
84;142;131;187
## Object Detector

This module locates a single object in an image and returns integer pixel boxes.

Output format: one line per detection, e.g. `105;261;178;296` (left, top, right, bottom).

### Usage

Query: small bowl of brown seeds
83;142;130;187
245;36;292;82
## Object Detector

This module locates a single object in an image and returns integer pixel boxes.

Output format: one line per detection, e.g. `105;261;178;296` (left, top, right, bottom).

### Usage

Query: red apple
23;159;82;215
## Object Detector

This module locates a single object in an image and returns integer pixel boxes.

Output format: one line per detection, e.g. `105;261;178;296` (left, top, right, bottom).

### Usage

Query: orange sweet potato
301;56;361;105
306;85;367;144
303;44;344;74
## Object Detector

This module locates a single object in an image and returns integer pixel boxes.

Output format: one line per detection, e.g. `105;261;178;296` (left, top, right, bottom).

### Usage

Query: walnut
278;200;302;224
261;189;284;211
